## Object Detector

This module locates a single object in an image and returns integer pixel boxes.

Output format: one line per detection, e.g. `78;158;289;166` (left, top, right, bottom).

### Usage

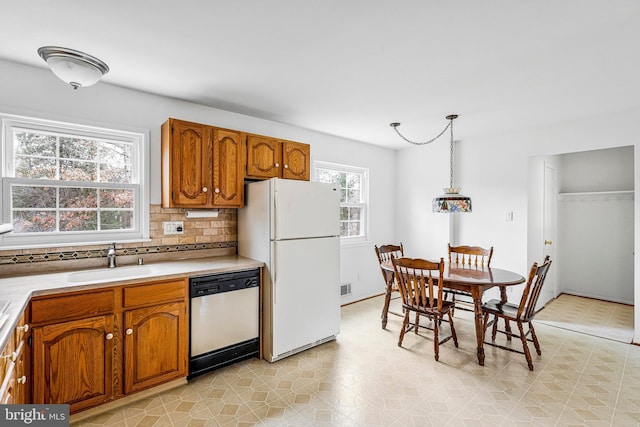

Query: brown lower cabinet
32;315;114;413
30;278;189;414
124;301;187;394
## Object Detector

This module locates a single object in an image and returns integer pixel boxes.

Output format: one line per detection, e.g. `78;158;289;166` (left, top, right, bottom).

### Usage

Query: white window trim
313;160;369;245
0;113;150;249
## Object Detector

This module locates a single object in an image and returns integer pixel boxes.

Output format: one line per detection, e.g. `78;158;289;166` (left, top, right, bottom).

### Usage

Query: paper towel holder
184;209;219;218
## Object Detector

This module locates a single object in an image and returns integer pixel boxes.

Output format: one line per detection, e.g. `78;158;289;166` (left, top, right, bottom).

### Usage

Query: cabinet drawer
14;311;28;343
0;339;12;380
122;279;187;308
31;290;114;324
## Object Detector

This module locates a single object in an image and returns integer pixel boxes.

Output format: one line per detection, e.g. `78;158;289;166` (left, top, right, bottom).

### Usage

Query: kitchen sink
67;265;156;283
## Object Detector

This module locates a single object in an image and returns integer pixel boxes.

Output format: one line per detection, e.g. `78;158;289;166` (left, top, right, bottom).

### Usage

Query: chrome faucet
107;242;117;268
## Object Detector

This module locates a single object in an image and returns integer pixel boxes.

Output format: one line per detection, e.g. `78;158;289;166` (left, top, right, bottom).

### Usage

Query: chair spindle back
518;256;552;320
391;256;445;311
375;243;404;285
448;244;493;267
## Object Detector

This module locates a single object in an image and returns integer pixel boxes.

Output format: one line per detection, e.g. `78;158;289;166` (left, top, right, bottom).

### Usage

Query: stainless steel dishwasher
189;269;260;378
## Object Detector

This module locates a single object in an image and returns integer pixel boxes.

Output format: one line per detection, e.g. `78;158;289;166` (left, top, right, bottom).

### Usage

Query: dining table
381;260;525;366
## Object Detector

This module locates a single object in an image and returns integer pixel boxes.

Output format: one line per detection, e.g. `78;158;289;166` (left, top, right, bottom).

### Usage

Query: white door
538;163;557;309
270;236;340;357
272;179;340;240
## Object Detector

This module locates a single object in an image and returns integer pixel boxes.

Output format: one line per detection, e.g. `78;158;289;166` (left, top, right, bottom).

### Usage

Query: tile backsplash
0;204;238;277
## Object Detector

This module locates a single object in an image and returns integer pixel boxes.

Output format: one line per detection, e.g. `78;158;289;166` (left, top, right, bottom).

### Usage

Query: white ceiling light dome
37;46;109;90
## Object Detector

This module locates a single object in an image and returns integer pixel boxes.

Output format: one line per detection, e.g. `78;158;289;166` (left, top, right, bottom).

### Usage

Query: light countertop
0;255;264;350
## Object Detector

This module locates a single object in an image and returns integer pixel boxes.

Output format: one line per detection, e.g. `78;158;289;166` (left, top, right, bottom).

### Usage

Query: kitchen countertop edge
0;255;265;351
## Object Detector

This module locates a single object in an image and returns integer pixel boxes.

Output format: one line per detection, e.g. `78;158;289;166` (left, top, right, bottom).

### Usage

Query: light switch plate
504;211;513;221
163;221;184;235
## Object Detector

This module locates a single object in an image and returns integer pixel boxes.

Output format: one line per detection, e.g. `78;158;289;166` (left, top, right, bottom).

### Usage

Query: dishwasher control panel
190;269;259;297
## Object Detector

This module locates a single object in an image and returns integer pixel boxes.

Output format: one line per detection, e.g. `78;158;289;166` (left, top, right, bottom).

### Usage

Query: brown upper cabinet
246;135;310;181
161;118;245;208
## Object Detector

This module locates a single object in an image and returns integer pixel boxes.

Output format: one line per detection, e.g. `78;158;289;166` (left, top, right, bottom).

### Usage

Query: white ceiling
2;1;639;149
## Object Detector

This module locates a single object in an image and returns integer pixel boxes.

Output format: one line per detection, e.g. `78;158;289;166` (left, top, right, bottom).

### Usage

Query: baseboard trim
69;377;188;423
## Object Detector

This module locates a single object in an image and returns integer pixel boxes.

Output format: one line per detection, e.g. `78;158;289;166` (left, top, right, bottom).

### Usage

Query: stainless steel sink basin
67;265;156;283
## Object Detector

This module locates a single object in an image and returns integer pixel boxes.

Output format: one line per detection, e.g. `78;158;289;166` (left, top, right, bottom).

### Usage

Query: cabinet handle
214;188;220;193
202;187;208;193
284;164;289;169
106;333;114;340
17;324;29;333
275;163;279;167
17;376;27;385
126;328;133;335
544;240;553;245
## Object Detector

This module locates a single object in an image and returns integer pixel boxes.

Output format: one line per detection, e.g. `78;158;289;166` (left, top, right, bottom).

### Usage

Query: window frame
313;160;369;244
1;113;149;249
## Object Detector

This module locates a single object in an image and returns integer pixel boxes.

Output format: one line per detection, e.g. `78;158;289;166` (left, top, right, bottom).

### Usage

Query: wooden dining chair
447;244;494;315
374;243;404;328
391;256;458;361
481;256;552;370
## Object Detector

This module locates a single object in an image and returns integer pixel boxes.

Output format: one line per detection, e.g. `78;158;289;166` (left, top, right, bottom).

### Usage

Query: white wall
558;146;634;193
557;192;634;303
0;59;395;305
555;146;634;304
396;110;640;343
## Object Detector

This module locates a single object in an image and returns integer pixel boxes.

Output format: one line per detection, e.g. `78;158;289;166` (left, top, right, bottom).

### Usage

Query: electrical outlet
163;221;184;235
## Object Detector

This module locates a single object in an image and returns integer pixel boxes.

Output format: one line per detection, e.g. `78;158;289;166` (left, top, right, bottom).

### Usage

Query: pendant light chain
449;117;455;189
390;113;471;212
390;120;452;145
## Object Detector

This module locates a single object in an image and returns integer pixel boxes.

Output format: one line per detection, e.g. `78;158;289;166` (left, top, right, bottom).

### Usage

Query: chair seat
447;289;471;296
481;299;521;317
404;299;455;314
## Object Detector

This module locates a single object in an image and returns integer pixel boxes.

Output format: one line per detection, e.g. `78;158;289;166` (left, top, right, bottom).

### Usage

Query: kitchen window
314;161;368;242
1;114;149;248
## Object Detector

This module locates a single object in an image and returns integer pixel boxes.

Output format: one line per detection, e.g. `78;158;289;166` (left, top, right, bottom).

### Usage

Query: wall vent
340;282;352;296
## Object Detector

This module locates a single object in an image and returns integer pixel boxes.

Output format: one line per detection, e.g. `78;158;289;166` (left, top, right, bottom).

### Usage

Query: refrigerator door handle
272;248;277;304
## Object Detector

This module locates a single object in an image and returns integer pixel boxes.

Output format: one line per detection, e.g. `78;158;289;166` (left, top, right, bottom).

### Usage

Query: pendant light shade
432;190;472;213
38;46;109;90
390;114;472;213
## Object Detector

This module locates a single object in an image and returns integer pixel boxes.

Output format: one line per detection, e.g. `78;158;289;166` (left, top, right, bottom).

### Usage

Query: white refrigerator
238;178;341;362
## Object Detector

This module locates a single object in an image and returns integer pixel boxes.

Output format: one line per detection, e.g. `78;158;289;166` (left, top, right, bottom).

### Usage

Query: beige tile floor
72;295;640;427
535;294;634;343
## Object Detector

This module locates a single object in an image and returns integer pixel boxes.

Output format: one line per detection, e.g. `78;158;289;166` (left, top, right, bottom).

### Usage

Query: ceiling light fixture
37;46;109;90
390;114;472;213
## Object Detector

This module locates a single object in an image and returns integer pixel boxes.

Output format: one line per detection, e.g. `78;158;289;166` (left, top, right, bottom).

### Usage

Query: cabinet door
123;302;187;394
0;338;16;405
13;340;28;404
212;129;245;207
168;120;212;207
0;361;16;405
281;141;310;181
32;316;114;413
246;135;280;179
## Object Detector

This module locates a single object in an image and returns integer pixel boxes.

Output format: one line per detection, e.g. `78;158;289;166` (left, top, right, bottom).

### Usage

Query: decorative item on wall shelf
390;114;472;213
37;46;109;90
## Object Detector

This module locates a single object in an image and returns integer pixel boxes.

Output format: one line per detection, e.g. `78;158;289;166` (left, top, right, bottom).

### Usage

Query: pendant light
390;114;472;212
38;46;109;90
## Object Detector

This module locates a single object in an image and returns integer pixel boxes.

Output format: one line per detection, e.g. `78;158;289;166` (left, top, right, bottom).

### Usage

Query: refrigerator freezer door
270;236;340;358
272;179;340;240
